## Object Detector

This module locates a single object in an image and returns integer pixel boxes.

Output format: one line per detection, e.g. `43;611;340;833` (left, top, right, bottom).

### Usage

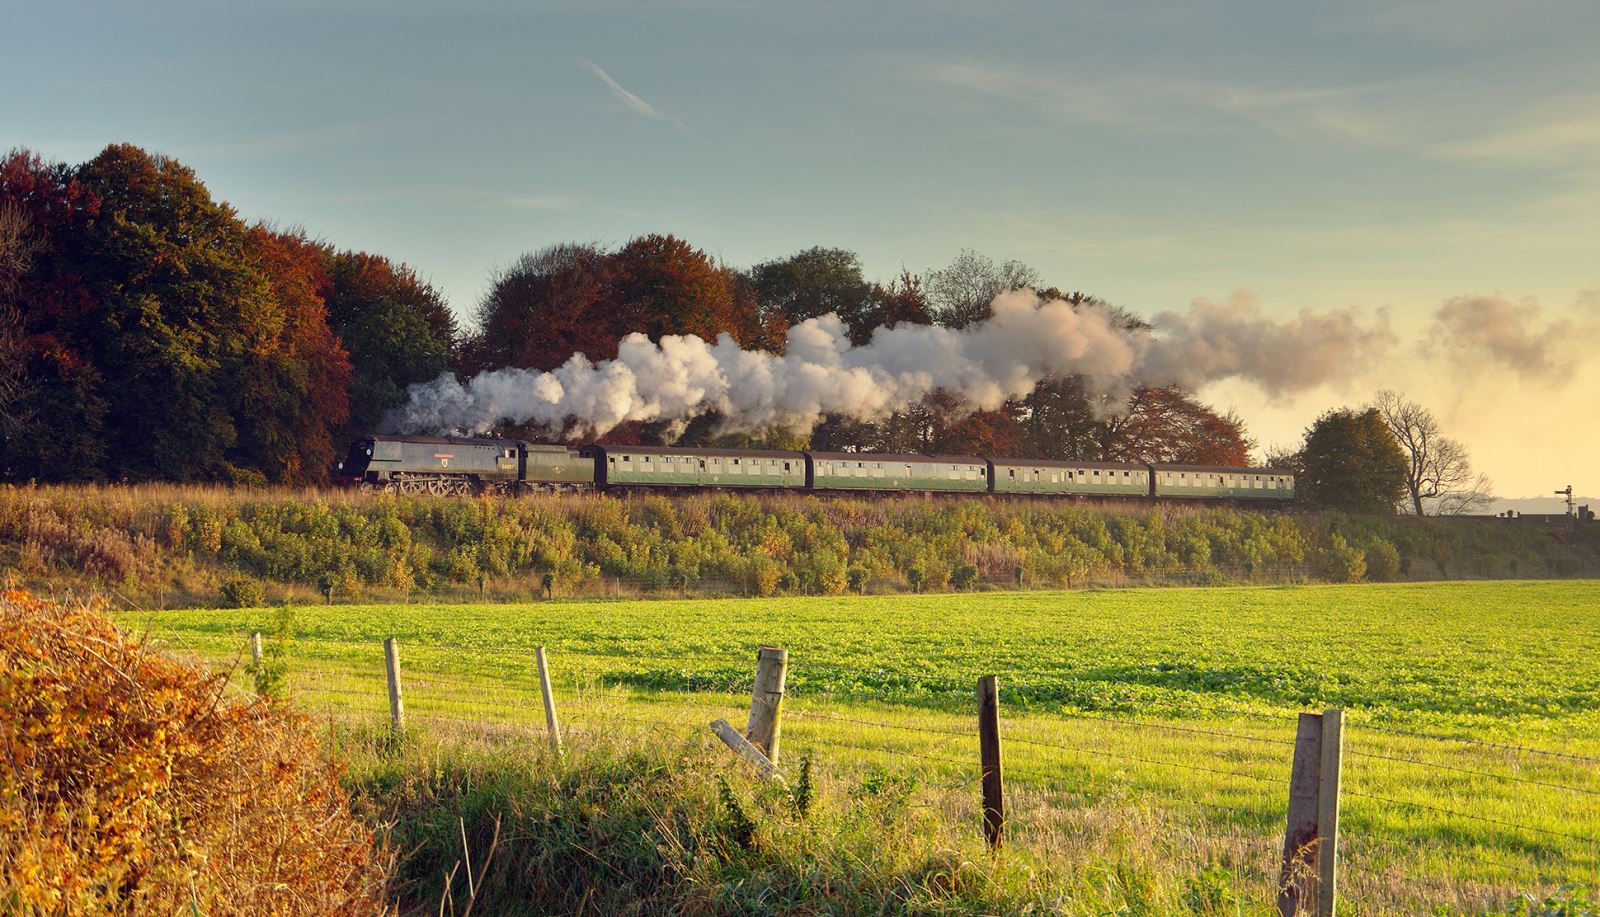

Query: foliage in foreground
351;729;1098;916
0;589;388;915
344;725;1587;917
5;484;1597;605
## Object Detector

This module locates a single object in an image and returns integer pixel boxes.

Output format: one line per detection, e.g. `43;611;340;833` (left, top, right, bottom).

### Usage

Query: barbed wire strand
1004;732;1283;788
1344;789;1599;847
1350;723;1600;767
135;623;1600;769
1346;748;1600;797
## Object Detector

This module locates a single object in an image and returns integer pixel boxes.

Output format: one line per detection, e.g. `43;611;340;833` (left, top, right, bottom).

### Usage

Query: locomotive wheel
427;479;449;495
382;482;398;494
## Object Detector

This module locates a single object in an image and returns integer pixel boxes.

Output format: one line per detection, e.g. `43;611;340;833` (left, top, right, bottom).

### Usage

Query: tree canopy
3;144;1271;483
1293;407;1409;513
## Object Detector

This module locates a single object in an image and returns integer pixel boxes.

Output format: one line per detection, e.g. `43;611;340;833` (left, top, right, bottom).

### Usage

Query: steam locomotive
337;434;1295;502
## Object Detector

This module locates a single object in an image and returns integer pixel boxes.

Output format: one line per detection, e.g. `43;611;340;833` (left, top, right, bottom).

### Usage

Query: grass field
125;580;1600;915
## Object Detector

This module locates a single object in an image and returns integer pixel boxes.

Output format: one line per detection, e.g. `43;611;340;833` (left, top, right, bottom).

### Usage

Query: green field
128;581;1600;915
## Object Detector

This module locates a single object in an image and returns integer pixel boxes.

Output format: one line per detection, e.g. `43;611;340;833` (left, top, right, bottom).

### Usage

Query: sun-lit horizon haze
4;0;1596;496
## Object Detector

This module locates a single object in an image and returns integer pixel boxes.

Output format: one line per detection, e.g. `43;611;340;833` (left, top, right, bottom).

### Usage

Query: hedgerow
0;483;1595;604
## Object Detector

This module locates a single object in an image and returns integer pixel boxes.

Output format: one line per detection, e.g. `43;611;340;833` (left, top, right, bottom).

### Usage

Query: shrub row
1;484;1596;603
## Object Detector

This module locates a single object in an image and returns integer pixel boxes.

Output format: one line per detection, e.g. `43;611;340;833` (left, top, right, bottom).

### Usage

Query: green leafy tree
749;246;874;329
1295;408;1408;513
69;145;268;480
325;250;455;440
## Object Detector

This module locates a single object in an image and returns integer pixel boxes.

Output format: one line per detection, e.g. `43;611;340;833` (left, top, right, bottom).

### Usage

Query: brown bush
0;589;390;914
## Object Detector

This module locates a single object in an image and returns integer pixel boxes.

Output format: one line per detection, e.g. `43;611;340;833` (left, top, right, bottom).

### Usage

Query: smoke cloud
1426;293;1595;384
397;289;1395;438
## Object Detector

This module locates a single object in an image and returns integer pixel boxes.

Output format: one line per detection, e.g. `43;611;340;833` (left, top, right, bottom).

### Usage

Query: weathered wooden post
249;631;263;665
710;719;783;781
747;645;788;765
384;637;405;733
535;645;562;750
977;674;1005;851
1317;709;1344;917
1278;709;1343;917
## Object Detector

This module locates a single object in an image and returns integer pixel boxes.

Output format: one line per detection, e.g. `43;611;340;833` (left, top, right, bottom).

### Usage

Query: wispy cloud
310;185;571;211
1440;102;1600;164
578;57;688;131
502;194;569;210
914;59;1382;143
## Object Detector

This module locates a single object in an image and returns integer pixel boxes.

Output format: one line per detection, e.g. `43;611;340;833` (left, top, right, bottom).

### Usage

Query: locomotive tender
339;434;1295;502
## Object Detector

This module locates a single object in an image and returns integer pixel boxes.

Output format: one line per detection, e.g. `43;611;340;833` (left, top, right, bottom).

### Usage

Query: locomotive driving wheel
427;478;449;495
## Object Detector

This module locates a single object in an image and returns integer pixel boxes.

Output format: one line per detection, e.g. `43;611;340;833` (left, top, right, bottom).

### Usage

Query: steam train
337;434;1296;502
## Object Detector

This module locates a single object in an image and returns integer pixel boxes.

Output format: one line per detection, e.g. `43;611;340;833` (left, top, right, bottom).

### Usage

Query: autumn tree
1293;407;1408;513
0;150;108;479
1372;389;1493;516
460;243;616;374
1;146;358;483
610;233;740;343
0;201;42;435
239;228;353;481
1102;386;1255;466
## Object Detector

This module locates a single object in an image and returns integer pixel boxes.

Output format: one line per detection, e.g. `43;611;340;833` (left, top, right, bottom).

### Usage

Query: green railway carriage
586;444;807;489
1151;464;1294;501
989;458;1149;496
808;452;989;493
520;443;594;490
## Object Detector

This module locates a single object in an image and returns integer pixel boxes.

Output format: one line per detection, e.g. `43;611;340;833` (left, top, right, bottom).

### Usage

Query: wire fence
135;625;1600;915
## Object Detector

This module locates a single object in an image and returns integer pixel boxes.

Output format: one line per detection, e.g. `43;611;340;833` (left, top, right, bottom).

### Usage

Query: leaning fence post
747;646;788;765
535;645;562;750
977;674;1005;851
249;631;263;665
710;718;783;781
383;637;405;733
1278;709;1343;917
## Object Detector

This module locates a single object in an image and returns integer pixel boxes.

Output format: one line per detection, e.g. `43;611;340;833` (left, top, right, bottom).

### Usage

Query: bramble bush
0;589;387;914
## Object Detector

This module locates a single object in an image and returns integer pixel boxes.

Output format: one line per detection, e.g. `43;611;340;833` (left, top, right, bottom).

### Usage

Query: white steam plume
397;289;1393;438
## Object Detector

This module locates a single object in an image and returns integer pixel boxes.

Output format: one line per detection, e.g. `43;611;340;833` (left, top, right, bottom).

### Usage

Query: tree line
0;143;1486;514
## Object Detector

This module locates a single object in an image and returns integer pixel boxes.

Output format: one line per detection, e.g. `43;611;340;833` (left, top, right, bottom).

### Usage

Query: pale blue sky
5;0;1598;494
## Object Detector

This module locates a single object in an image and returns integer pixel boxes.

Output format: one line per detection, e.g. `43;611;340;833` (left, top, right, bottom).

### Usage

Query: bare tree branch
1372;389;1489;515
1437;472;1495;516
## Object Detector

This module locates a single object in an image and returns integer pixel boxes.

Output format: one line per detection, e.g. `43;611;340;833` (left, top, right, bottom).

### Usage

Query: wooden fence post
747;646;788;765
535;645;562;750
1278;709;1343;917
1317;709;1344;917
249;631;263;665
977;674;1004;851
384;637;405;733
710;719;783;782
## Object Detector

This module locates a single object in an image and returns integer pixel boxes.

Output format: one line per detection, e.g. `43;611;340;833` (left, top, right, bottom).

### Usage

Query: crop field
126;580;1600;915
